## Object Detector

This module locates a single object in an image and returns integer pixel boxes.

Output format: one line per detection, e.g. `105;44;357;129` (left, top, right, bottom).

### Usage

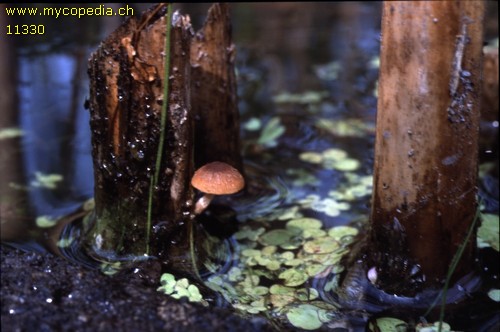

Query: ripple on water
229;161;289;223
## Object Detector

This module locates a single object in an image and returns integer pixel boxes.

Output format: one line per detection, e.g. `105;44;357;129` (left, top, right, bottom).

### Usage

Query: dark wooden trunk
368;1;485;294
190;3;243;173
86;5;195;260
84;4;243;268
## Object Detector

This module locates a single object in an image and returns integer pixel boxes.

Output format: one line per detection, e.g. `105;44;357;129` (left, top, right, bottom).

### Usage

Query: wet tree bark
86;5;195;260
85;3;244;268
190;3;243;173
367;1;485;294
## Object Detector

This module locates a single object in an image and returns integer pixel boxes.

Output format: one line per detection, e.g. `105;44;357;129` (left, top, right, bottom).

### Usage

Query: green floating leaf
295;287;319;301
328;226;359;240
303;229;327;239
325;158;360;172
488;288;500;302
415;321;451;332
276;206;304;220
322;148;347;161
0;127;24;140
299;152;323;164
369;317;407;332
316;118;375;138
83;198;95;211
57;236;74;248
243;117;261;131
477;213;499;251
273;91;329;104
259;229;295;246
31;172;63;189
36;215;58;228
270;284;295;295
157;273;206;304
303;237;339;254
257;117;285;147
286;217;323;231
234;226;265;241
285;304;328;330
279;268;309;287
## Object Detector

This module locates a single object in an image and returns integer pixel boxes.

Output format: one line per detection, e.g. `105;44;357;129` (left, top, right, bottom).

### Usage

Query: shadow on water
1;3;499;331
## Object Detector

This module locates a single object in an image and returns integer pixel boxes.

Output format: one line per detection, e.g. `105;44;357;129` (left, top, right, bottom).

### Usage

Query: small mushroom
191;161;245;215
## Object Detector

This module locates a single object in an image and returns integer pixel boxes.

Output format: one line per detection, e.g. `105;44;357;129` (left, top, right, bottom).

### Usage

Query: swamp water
1;3;499;331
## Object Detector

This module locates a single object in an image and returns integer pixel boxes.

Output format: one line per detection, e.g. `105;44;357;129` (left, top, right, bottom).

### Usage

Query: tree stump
86;4;194;261
84;3;243;270
190;3;243;173
367;1;485;294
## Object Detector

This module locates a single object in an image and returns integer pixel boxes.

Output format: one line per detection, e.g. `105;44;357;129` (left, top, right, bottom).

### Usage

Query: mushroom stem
194;194;215;215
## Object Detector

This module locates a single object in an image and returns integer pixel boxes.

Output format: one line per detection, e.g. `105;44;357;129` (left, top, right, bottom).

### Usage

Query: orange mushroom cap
191;161;245;195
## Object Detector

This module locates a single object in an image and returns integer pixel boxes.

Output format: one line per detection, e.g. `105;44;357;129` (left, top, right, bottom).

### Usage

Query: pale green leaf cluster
487;288;500;302
31;172;63;189
157;273;207;305
256;117;285;147
0;127;24;140
35;215;58;228
300;148;361;172
299;194;350;217
273;91;329;104
477;213;499;251
204;216;358;329
315;118;375;138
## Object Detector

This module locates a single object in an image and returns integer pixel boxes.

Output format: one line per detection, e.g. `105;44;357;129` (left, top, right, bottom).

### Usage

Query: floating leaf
295;288;319;301
477;213;499;251
273;91;329;104
270;284;295;295
325;158;360;171
328;226;359;240
158;273;206;304
286;217;323;231
57;236;74;248
36;215;58;228
285;304;328;330
310;198;350;217
279;268;309;287
303;228;327;239
488;288;500;302
305;264;329;277
415;322;451;332
0;127;24;140
257;117;285;147
369;317;407;332
322;148;347;161
299;152;323;164
83;198;95;211
316;118;375;138
243;117;261;131
270;293;295;307
266;260;282;271
259;229;295;246
276;206;304;220
303;237;339;254
31;172;63;189
234;226;265;241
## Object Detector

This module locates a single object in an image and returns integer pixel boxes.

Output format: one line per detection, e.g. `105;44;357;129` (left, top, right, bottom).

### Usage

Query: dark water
1;3;499;331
